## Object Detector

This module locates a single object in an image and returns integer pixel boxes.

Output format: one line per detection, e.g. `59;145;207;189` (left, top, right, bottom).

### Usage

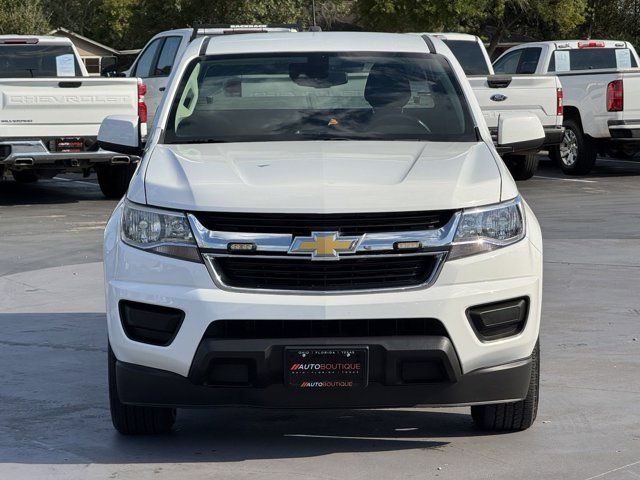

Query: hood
142;141;502;213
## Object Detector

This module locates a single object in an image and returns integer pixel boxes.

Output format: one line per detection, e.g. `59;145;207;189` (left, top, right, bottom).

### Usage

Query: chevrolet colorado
0;35;145;197
494;39;640;174
99;32;544;435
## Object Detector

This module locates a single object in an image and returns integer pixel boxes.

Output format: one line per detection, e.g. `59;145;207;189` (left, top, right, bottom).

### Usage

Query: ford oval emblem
491;94;508;102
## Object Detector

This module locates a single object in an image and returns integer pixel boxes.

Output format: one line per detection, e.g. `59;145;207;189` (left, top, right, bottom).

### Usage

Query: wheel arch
563;106;584;134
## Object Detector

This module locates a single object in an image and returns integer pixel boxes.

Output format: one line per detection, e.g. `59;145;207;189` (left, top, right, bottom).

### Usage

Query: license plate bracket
285;346;368;389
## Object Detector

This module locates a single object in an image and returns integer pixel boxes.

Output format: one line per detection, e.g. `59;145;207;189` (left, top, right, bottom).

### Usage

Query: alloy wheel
559;129;579;167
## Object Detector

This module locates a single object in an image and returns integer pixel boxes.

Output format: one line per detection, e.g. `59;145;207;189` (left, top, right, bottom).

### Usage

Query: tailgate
469;75;560;129
0;77;138;138
621;72;640;121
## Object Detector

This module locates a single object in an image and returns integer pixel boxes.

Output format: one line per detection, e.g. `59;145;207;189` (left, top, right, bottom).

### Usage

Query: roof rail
190;23;299;41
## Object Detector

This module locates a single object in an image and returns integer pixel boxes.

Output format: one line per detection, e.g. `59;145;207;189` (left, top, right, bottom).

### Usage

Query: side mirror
497;114;545;152
100;57;120;77
98;115;144;156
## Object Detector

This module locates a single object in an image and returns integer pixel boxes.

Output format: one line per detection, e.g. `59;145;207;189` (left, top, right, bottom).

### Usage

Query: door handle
58;81;82;88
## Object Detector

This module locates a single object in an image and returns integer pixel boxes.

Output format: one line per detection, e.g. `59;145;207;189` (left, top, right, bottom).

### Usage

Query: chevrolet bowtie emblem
289;232;362;260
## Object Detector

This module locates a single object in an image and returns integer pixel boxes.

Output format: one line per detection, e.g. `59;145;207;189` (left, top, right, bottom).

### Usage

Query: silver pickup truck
0;35;144;197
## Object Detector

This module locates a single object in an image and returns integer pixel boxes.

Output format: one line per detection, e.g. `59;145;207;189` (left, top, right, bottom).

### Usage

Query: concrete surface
0;161;639;479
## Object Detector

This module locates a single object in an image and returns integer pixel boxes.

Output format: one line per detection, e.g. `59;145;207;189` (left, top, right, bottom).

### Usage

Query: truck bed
556;69;640;139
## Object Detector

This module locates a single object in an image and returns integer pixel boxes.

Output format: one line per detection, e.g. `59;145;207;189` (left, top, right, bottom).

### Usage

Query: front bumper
105;201;542;408
0;139;136;169
116;349;532;408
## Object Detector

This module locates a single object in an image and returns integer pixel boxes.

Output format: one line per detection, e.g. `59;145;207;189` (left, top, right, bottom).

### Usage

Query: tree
581;0;640;47
92;0;137;50
0;0;50;35
480;0;587;56
43;0;102;35
356;0;484;32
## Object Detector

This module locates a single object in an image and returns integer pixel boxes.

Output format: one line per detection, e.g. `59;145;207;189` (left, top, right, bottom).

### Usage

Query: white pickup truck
494;40;640;174
0;35;144;197
421;33;564;180
98;31;544;435
117;24;298;128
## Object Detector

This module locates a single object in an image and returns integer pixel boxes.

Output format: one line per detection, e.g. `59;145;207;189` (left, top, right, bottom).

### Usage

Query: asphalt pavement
0;159;639;480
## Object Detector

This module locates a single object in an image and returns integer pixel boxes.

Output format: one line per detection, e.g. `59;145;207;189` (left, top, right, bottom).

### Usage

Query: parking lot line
597;158;640;165
533;175;597;183
582;459;640;480
53;176;98;187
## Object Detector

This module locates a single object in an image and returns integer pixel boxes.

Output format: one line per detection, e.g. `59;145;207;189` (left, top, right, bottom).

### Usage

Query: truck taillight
578;41;605;48
557;88;563;116
137;79;148;124
607;80;623;112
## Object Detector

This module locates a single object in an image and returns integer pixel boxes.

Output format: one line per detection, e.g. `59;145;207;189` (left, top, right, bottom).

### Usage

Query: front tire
504;154;539;181
108;345;176;435
97;164;136;199
550;119;597;175
471;340;540;432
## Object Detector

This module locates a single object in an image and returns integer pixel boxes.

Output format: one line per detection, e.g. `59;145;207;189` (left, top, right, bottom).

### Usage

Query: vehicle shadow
0;176;104;206
534;155;640;178
105;408;480;464
0;312;501;466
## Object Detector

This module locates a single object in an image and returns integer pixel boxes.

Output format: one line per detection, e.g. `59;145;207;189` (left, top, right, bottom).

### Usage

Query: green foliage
356;0;485;32
0;0;50;35
582;0;640;47
3;0;638;54
477;0;588;55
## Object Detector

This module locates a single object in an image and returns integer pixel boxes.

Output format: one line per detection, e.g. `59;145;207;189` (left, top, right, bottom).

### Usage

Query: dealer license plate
285;347;368;389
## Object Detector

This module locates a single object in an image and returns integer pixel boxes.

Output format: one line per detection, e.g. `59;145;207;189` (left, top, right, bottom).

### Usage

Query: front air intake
119;300;184;346
466;297;529;341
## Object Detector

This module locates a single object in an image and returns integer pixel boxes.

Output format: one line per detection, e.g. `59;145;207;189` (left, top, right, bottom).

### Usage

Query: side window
134;38;162;78
493;50;522;74
155;36;182;77
517;48;542;74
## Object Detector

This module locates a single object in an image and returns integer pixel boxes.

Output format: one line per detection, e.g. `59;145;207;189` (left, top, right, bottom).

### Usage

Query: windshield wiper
177;138;232;144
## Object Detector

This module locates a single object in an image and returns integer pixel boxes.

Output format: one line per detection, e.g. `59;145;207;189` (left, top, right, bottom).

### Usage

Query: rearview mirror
497;114;545;152
98;115;144;156
289;56;348;88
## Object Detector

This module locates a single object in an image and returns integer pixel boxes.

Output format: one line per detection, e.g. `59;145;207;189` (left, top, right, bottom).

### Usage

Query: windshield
0;45;81;78
442;40;490;76
164;52;477;144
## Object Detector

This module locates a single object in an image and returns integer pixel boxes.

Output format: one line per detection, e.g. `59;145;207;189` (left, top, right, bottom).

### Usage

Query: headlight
121;200;201;262
449;196;525;260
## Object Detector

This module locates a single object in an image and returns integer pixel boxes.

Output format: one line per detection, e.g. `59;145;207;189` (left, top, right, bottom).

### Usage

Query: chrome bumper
0;140;135;168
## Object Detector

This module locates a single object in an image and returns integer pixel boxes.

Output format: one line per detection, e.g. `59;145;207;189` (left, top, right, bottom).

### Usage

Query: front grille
204;318;449;339
192;210;454;236
210;253;441;291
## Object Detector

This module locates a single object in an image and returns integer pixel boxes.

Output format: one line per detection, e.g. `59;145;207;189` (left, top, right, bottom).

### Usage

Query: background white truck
494;40;640;174
114;24;298;128
422;33;564;180
0;35;145;197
